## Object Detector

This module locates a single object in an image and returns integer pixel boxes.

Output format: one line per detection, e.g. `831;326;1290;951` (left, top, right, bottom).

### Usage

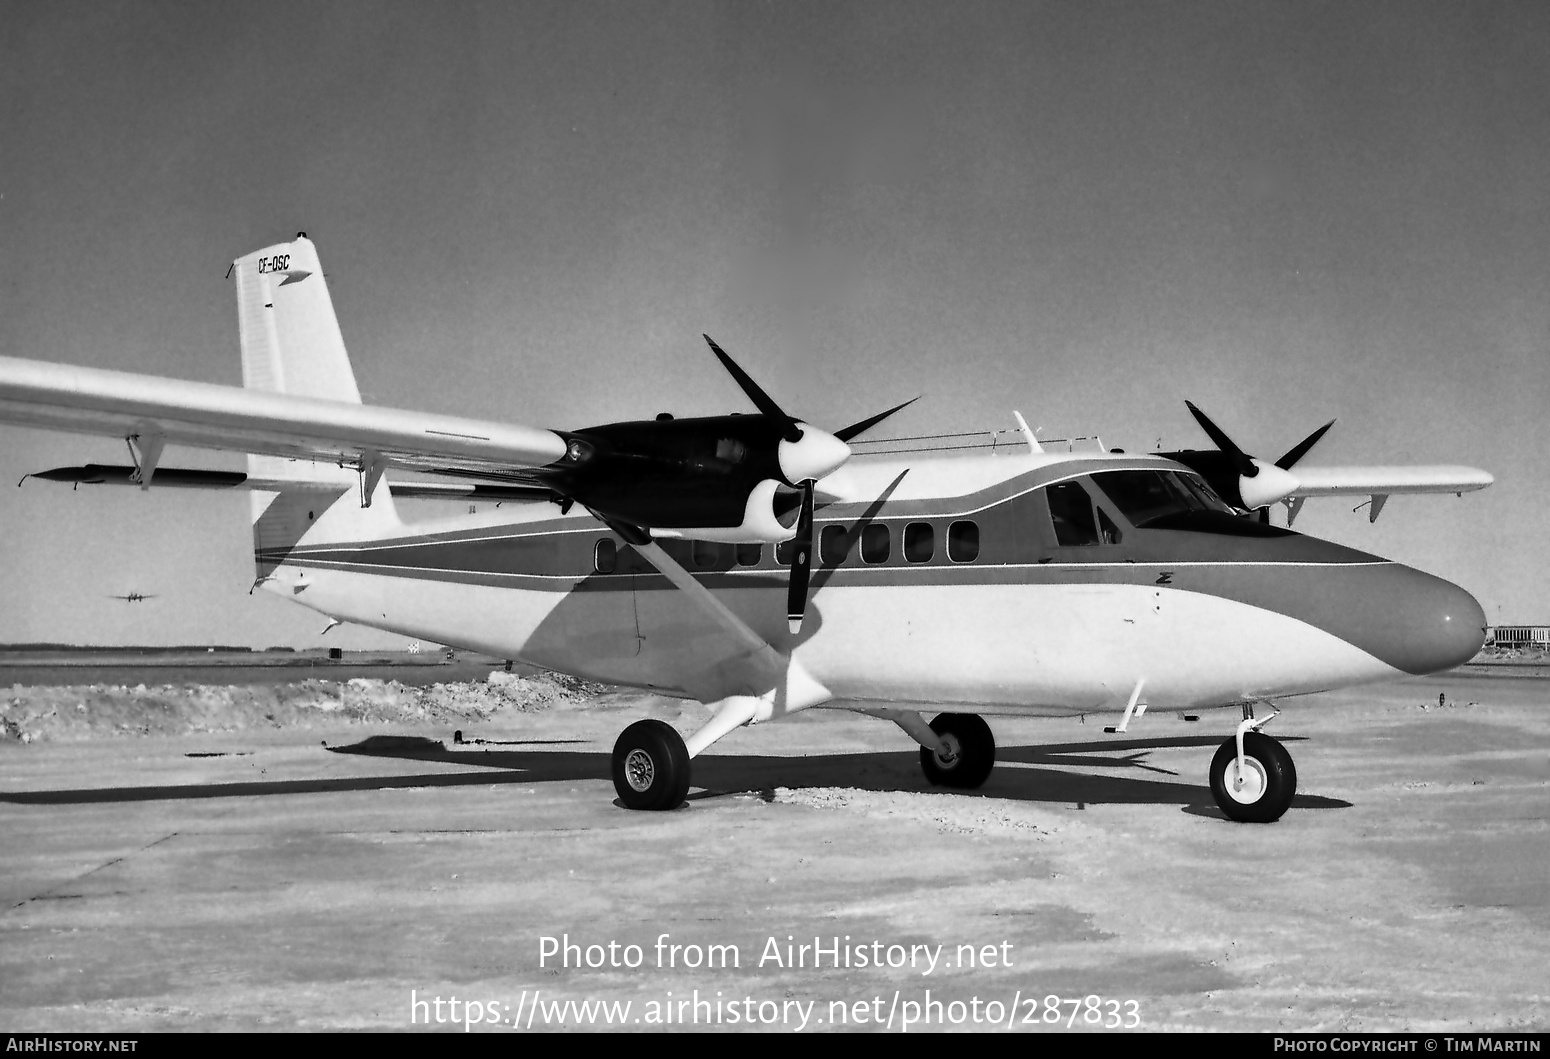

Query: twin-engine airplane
0;235;1492;822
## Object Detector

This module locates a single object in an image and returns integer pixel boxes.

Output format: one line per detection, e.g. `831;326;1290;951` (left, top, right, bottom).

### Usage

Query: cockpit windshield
1089;470;1236;528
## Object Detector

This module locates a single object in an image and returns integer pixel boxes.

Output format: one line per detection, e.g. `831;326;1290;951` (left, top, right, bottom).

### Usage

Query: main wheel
1209;732;1297;823
919;713;996;789
612;720;691;810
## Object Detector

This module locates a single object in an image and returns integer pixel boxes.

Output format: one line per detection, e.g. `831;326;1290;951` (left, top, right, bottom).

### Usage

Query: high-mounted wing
0;235;568;488
1161;402;1492;523
0;355;567;484
5;237;912;547
1282;465;1494;524
1285;466;1495;497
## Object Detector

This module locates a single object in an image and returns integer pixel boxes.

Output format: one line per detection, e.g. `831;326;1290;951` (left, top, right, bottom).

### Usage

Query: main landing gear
918;713;996;789
609;709;1001;811
873;708;997;790
611;720;691;811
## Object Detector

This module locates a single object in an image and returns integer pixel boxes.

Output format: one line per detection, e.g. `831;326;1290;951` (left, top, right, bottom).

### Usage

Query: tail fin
234;234;364;403
231;235;399;575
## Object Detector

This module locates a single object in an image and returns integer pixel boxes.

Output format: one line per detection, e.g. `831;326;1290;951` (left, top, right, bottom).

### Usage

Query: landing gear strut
919;713;996;790
611;720;690;811
1208;731;1297;823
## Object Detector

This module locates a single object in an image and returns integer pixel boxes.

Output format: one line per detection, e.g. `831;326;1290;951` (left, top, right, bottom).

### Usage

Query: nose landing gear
1208;729;1297;823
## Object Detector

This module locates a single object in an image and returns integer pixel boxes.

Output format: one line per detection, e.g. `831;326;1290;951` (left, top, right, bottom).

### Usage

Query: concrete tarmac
0;672;1545;1032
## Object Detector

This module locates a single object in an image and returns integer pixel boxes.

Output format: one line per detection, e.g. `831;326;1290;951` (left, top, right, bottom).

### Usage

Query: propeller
786;485;815;633
704;335;915;632
1272;417;1334;471
1185;401;1257;479
1175;403;1335;513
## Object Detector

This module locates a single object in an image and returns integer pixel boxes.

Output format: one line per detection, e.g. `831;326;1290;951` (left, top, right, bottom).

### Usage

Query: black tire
919;713;996;789
612;720;691;810
1209;732;1297;823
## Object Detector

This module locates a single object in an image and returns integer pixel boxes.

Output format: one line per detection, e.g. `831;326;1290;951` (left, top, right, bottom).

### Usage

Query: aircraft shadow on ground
0;732;1350;815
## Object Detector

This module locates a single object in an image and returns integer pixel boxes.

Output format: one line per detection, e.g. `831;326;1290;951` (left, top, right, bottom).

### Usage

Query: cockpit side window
1090;469;1232;527
1046;480;1100;546
1178;473;1231;511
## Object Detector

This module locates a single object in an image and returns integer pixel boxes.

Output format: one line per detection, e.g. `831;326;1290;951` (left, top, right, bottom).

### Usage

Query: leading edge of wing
1287;464;1494;498
0;355;568;477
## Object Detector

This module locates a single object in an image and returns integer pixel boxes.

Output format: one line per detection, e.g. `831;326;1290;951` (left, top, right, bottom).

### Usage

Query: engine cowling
648;478;802;543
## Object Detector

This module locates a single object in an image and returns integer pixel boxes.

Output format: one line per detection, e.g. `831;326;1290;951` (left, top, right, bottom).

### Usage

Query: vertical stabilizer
231;235;399;574
235;235;363;403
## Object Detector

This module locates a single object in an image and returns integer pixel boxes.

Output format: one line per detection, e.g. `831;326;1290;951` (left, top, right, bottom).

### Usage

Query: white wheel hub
624;749;655;793
1225;755;1268;804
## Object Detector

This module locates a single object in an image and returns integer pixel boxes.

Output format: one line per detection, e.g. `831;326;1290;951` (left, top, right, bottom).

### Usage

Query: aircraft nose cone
1393;571;1487;675
1268;553;1488;678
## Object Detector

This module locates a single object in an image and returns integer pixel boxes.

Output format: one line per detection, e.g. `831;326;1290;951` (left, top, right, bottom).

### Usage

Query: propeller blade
833;396;921;443
703;335;802;443
1185;401;1257;477
787;483;815;634
1274;419;1335;470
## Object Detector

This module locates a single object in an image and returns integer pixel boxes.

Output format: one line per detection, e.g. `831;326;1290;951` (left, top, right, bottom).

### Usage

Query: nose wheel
1209;731;1296;822
612;720;690;810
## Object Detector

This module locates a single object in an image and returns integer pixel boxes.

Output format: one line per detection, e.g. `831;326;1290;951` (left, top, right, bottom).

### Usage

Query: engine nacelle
649;478;801;544
1161;450;1300;513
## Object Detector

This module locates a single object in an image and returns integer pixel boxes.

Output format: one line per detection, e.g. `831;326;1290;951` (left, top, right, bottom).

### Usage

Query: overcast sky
1;1;1545;647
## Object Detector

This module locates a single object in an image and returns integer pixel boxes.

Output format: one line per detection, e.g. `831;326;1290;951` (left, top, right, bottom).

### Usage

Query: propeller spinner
1164;402;1334;514
703;335;916;632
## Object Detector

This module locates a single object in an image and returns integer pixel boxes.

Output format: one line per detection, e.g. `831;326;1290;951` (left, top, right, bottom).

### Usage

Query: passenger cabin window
820;525;851;566
1046;480;1100;546
735;543;762;567
776;539;797;565
904;521;934;563
860;523;890;564
947;520;980;562
594;538;617;574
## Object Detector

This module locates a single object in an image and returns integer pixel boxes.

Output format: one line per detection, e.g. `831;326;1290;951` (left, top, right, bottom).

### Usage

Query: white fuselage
258;449;1486;719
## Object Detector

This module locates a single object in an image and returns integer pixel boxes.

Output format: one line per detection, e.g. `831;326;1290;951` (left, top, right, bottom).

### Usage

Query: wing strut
602;518;831;746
